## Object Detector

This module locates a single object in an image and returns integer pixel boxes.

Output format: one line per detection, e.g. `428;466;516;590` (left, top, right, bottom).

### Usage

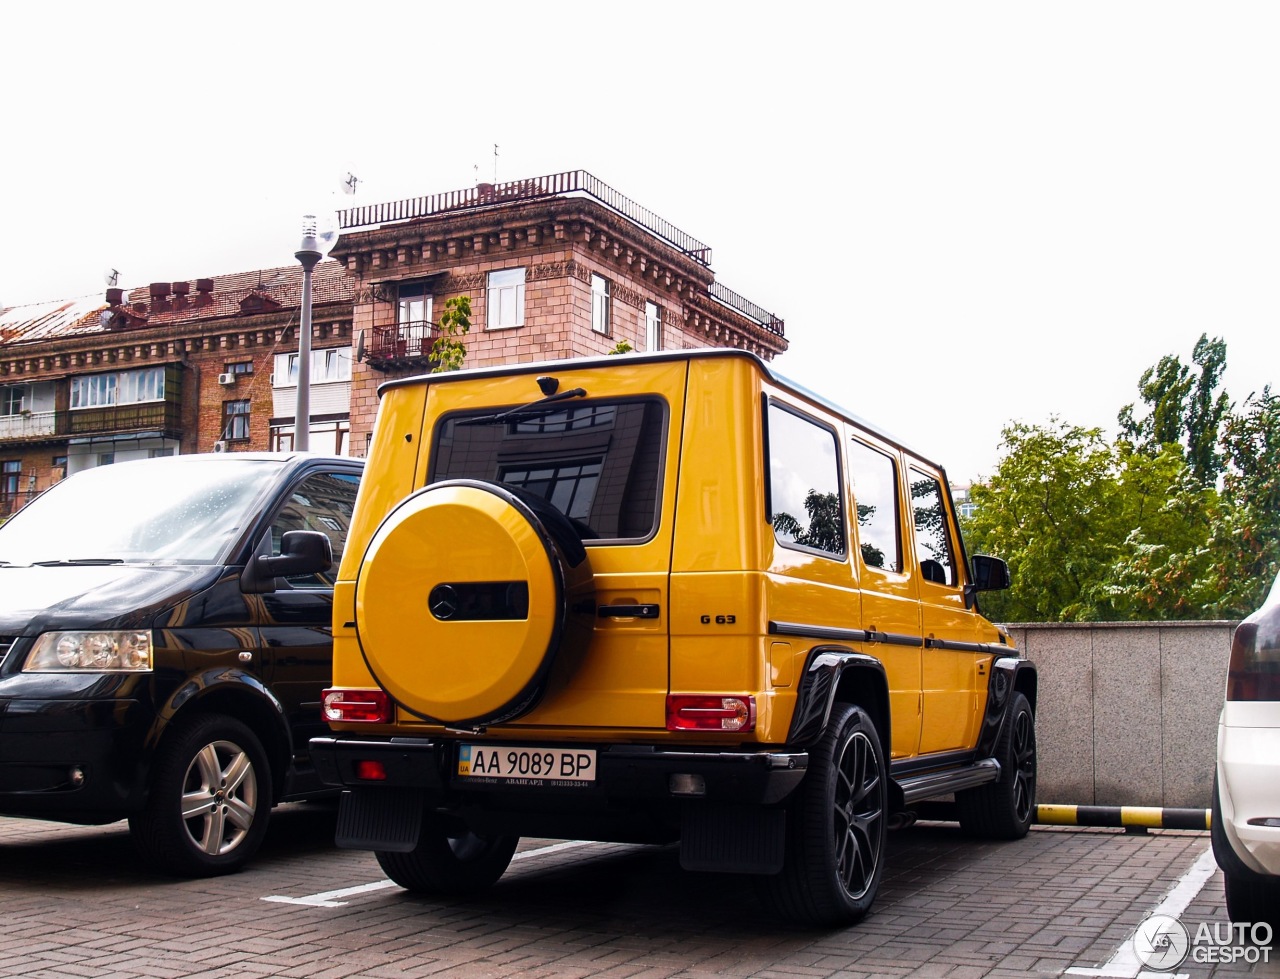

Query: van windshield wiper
32;558;126;567
457;387;588;426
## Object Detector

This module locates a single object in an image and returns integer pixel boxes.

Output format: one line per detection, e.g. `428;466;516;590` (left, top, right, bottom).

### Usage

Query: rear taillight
1226;620;1280;701
322;688;393;723
666;695;755;732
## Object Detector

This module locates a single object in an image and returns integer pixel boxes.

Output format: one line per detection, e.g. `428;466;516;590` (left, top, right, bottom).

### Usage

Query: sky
2;2;1277;481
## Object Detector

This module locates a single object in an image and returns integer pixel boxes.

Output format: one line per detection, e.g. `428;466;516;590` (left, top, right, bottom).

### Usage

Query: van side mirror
243;530;333;592
969;554;1011;591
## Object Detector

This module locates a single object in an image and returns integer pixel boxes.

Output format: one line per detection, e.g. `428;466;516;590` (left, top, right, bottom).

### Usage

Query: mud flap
335;788;425;852
679;804;787;874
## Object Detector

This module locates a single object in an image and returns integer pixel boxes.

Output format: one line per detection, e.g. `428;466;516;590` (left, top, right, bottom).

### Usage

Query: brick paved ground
0;805;1273;979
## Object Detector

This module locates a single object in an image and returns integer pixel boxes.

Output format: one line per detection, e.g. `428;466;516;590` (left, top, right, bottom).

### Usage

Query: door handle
597;604;660;619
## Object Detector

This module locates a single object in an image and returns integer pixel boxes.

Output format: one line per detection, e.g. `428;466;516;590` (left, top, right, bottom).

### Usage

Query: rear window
429;398;667;542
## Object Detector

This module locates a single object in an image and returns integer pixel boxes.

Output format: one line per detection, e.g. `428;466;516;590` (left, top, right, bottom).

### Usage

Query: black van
0;452;362;876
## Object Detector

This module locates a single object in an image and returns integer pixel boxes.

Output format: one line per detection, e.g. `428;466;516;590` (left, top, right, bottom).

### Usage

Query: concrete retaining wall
1005;621;1236;809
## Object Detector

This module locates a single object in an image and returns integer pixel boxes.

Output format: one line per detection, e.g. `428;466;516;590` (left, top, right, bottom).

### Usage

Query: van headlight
24;631;154;672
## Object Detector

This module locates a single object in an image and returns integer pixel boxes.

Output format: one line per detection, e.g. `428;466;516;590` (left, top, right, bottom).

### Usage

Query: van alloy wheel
129;714;272;877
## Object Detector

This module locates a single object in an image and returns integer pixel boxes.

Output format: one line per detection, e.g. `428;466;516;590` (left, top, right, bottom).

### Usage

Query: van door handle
597;604;660;619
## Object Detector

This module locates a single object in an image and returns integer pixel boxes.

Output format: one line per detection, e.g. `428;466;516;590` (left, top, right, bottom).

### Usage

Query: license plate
457;744;597;787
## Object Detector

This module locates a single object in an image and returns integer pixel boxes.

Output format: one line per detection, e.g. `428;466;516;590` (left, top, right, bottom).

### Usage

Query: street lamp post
293;215;323;452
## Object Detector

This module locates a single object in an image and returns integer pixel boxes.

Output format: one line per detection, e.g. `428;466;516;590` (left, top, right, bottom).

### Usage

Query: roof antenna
493;143;499;184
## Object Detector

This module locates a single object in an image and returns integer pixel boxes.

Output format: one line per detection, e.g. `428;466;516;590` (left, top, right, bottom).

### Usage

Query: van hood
0;564;225;635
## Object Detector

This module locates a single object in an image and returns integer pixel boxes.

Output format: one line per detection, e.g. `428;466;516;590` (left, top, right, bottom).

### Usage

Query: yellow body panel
331;350;1015;761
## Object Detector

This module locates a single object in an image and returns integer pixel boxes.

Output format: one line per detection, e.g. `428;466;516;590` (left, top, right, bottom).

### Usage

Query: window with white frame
70;368;165;409
1;386;27;415
487;268;525;329
591;274;611;335
644;302;661;351
273;347;352;387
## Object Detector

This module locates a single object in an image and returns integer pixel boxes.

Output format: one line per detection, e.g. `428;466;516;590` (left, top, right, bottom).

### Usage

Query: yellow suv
311;349;1036;925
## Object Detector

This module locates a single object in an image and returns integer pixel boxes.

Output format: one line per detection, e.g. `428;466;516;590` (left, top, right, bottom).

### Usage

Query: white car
1212;570;1280;933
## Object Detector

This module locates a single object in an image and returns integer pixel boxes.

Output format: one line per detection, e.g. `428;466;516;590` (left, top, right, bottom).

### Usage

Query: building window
273;348;352;387
223;400;251;441
591;274;611;335
1;386;28;415
225;361;253;376
487;268;525;329
1;460;19;498
97;453;115;467
70;367;165;409
269;419;350;455
52;455;67;482
644;302;662;351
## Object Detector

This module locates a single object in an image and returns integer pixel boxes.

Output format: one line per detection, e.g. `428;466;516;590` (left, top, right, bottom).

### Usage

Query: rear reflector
666;695;755;732
322;688;392;724
354;760;388;781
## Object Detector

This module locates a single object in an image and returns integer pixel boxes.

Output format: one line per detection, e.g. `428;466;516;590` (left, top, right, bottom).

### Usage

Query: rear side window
430;398;666;541
909;468;957;586
848;439;902;573
767;401;845;557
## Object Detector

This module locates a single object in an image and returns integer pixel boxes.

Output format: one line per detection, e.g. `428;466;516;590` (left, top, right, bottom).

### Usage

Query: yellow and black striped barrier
1036;804;1211;831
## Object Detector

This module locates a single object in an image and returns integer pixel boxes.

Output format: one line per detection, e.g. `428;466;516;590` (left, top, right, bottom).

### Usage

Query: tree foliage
966;340;1276;621
1117;332;1231;485
429;296;471;373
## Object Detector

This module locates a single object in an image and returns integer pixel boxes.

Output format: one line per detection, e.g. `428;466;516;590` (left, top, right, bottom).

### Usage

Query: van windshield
0;458;286;566
430;398;667;541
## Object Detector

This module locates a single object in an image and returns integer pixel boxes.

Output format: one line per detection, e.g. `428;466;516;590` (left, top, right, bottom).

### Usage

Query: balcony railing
340;170;714;267
365;321;438;371
66;399;184;438
0;410;56;441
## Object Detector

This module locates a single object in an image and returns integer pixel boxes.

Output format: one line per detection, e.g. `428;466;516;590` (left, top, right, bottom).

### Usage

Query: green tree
430;296;471;373
963;419;1214;621
1203;386;1280;615
1118;333;1231;485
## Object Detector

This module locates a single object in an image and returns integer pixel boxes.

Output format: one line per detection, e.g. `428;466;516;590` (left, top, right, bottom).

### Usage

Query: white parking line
261;839;598;907
1064;845;1218;979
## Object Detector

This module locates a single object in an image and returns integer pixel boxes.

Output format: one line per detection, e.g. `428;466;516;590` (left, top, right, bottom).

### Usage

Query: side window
909;467;956;586
767;402;845;557
270;471;360;587
848;440;902;573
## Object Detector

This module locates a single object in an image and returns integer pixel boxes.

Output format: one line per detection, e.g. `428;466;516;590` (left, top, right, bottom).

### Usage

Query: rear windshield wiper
457;387;587;426
32;558;126;567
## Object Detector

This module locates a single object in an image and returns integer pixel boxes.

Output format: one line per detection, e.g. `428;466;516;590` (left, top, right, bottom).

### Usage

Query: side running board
896;758;1002;804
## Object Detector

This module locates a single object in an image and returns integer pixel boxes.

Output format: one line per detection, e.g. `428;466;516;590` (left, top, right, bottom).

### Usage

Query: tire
956;691;1036;839
376;813;519;895
762;703;888;926
129;714;272;877
1211;774;1279;937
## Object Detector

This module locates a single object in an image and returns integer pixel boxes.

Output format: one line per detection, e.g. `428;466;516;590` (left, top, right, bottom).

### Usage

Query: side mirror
970;553;1011;591
243;530;333;592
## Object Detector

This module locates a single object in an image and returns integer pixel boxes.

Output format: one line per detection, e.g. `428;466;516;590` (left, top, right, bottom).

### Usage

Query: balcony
365;321;439;372
0;410;56;442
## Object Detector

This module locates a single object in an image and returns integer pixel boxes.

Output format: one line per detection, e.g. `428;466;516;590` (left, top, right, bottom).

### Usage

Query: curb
1036;804;1210;831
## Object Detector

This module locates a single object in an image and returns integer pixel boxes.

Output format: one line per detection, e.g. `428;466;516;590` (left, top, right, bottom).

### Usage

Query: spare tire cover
355;479;574;725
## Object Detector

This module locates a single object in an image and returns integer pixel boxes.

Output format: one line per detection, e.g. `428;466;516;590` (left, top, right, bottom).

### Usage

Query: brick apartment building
0;170;785;516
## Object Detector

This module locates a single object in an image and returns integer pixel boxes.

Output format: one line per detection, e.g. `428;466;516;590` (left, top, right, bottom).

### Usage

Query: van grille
0;637;13;669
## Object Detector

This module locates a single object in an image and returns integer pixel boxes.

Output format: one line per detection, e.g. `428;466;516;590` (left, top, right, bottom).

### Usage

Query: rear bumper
310;736;807;807
1217;716;1280;878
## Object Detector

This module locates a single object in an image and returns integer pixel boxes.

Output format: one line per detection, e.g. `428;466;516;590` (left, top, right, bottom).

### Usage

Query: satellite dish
103;268;121;287
355;329;367;363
